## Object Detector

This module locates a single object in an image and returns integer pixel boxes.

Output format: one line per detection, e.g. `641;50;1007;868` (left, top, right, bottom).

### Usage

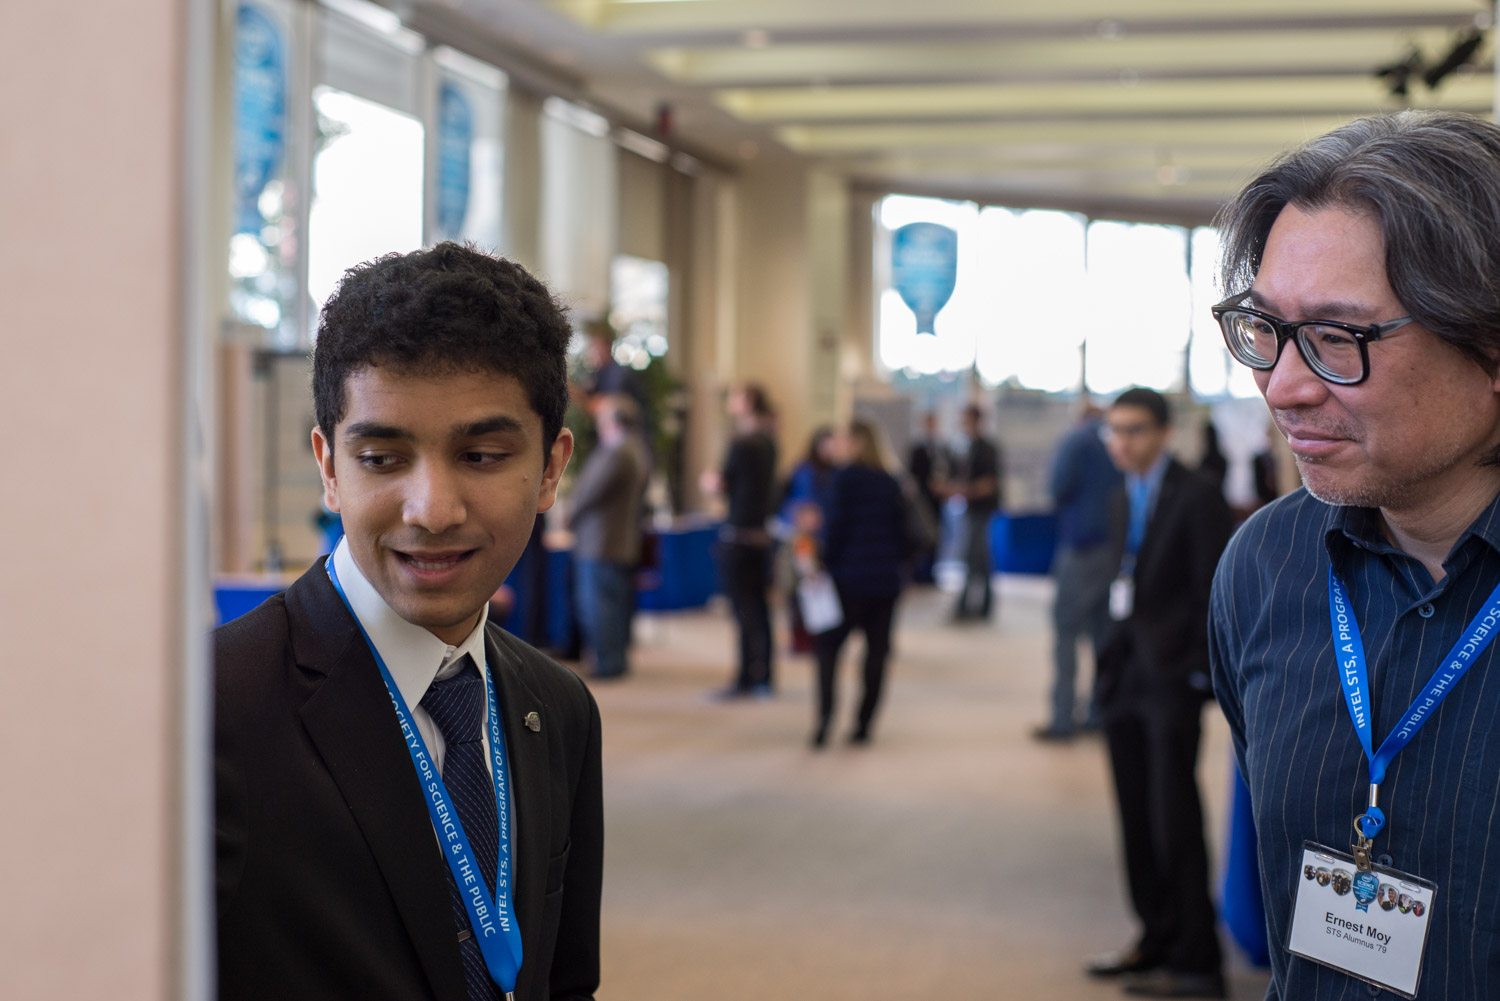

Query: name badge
1109;577;1134;620
1287;842;1436;998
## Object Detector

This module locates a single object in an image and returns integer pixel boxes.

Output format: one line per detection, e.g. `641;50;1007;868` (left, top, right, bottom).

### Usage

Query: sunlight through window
876;195;1249;399
307;86;425;328
1083;220;1190;395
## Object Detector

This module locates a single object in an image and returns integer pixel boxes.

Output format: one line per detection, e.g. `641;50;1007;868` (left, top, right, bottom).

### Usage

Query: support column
2;0;203;997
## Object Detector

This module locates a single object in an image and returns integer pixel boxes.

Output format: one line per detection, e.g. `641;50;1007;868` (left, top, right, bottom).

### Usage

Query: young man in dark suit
1085;387;1233;999
215;244;601;1001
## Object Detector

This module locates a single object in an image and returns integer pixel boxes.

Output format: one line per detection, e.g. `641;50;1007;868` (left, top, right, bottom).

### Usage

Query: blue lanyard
327;559;523;996
1328;567;1500;840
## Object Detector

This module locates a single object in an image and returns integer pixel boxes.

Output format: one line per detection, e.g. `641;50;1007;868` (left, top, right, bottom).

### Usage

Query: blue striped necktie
421;657;503;1001
1126;475;1151;556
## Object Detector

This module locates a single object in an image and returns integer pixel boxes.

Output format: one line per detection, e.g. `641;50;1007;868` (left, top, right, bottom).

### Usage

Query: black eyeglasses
1211;291;1413;386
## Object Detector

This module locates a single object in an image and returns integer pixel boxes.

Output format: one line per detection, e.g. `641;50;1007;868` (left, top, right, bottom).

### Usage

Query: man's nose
1259;337;1330;410
403;460;466;533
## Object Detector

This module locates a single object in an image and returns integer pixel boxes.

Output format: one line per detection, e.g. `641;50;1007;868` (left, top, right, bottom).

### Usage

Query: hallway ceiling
417;0;1495;220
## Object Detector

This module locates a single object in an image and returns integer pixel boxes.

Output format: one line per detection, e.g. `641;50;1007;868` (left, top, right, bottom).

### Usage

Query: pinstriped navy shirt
1211;486;1500;1000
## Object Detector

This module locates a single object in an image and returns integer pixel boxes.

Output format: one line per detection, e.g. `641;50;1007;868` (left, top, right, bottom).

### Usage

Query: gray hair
1215;110;1500;375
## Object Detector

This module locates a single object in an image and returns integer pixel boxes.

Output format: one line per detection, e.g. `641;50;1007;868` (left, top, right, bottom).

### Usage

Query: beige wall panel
218;343;258;573
0;1;185;998
732;160;814;472
844;190;880;394
681;170;730;509
503;89;545;272
618;150;667;263
806;167;848;430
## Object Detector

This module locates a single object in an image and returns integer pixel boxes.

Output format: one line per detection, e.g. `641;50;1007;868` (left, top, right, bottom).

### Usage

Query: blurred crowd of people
547;322;1284;998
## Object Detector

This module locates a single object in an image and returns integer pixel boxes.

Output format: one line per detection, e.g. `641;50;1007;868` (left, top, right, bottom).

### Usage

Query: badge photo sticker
1378;884;1398;912
1302;859;1429;922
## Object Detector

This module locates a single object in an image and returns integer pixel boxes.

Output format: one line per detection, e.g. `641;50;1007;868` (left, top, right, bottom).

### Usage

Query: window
876;195;979;376
976;206;1087;392
874;194;1259;399
1083;220;1190;395
306;86;425;320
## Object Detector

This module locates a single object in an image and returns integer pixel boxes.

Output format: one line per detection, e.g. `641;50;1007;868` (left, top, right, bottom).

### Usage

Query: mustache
1271;408;1361;440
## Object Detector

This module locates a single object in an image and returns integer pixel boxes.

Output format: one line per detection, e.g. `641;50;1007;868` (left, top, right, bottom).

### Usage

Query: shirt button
1418;602;1435;618
1378;853;1394;867
1368;984;1382;996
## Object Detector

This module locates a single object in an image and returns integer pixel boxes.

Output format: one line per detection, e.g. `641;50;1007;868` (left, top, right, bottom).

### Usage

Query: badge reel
1287;791;1437;999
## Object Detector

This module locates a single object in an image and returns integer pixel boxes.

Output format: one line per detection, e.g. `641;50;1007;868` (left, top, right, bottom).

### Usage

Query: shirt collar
1323;486;1500;567
330;537;489;709
1126;451;1170;494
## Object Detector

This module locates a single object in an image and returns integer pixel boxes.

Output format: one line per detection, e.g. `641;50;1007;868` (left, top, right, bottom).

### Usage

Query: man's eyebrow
455;415;526;438
1248;291;1382;322
342;420;412;443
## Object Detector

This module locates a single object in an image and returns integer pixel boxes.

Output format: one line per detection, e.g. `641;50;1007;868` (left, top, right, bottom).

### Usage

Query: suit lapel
288;565;471;1001
486;628;553;955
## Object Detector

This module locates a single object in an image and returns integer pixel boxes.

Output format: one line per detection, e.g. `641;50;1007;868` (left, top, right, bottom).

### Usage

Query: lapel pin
524;711;541;732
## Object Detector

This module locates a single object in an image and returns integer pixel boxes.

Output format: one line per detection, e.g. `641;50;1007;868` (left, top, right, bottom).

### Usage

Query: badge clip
1352;783;1383;872
1352;832;1374;872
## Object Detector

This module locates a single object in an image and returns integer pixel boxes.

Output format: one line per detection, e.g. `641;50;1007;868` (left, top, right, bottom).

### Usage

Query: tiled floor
583;575;1271;1000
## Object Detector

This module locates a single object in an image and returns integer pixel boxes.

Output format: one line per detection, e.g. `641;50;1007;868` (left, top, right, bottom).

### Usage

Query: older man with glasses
1210;110;1500;1000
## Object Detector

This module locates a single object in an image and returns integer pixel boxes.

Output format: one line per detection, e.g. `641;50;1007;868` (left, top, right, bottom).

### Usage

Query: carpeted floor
581;574;1271;1000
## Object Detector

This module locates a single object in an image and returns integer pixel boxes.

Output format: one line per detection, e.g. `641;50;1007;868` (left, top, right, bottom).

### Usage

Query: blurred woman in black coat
812;418;915;747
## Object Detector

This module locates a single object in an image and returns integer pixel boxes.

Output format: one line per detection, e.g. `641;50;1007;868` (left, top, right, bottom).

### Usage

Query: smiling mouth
398;551;475;571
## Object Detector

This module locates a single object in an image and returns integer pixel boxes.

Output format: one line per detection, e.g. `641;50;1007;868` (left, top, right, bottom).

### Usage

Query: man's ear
311;426;341;513
536;428;575;514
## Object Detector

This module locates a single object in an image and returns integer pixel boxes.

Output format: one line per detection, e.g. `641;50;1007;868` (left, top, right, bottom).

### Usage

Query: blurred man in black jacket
1086;387;1233;1000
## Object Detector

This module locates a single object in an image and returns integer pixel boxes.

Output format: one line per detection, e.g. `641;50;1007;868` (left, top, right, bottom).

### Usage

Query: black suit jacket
215;560;602;1001
1099;458;1234;711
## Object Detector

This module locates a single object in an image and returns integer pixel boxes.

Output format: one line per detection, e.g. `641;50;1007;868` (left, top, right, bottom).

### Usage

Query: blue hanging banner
232;3;287;235
436;81;474;241
891;222;958;335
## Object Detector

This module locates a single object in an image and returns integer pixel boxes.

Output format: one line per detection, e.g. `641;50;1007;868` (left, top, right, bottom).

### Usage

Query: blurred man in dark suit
1086;387;1232;999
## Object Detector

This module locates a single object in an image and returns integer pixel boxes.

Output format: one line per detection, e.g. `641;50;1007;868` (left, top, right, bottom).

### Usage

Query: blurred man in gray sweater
567;395;648;678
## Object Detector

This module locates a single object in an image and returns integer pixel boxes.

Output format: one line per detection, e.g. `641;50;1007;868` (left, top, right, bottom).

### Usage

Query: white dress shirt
331;537;494;778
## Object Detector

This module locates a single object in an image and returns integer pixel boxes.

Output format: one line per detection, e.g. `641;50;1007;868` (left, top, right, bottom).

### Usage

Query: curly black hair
312;242;571;452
